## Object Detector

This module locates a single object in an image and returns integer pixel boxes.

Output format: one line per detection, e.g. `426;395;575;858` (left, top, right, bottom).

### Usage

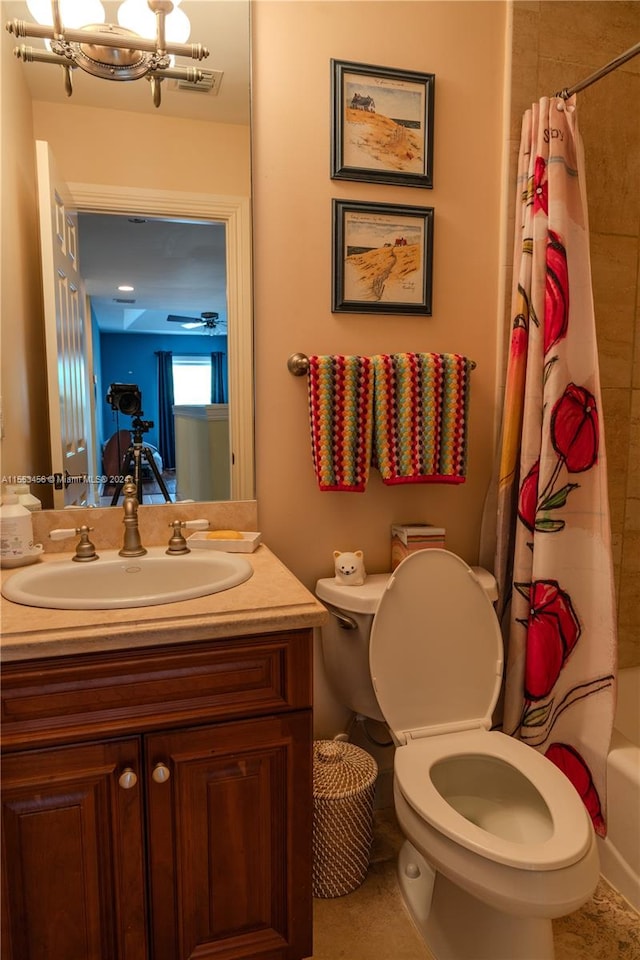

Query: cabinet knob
152;762;171;784
118;767;138;790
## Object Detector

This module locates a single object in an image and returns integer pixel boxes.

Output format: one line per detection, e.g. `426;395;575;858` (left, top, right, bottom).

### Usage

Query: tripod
110;416;172;506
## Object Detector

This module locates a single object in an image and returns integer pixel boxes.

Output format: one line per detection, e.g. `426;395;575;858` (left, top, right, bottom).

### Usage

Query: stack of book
391;523;446;570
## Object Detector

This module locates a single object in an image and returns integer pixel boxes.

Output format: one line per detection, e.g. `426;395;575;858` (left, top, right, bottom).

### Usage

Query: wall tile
510;5;541;137
590;234;637;389
578;72;640;236
618;497;640;669
601;388;631;537
626;389;640;500
633;286;640;389
538;1;640;71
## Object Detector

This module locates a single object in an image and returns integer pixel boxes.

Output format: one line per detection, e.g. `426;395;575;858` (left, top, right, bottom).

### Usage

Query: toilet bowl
316;549;599;960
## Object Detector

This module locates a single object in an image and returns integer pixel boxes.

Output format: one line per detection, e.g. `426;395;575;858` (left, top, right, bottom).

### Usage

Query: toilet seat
394;728;593;870
369;549;503;742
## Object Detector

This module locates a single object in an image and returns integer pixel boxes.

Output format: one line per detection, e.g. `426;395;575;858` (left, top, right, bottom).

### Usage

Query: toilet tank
315;563;498;724
315;574;390;721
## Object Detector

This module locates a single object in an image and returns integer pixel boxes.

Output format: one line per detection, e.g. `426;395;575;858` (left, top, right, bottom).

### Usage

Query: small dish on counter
0;543;44;568
187;531;262;553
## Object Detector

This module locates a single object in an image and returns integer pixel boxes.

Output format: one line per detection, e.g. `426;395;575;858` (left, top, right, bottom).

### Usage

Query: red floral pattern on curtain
546;744;605;835
493;97;616;836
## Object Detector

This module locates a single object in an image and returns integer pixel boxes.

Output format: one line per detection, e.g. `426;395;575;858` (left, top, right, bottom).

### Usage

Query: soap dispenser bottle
0;488;42;567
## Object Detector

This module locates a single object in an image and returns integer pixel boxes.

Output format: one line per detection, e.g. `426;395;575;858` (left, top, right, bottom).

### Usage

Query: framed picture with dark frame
332;199;434;315
331;59;435;188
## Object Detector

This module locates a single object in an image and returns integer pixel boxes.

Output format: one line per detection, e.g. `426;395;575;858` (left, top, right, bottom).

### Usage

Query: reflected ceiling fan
166;311;224;331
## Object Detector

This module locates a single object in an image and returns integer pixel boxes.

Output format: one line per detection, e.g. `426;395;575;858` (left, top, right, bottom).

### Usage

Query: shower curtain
494;96;616;835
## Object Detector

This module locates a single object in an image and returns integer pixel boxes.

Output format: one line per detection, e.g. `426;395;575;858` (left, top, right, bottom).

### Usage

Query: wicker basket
312;739;378;898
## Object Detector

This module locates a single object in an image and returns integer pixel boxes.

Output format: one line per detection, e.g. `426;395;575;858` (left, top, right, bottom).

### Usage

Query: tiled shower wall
508;1;640;669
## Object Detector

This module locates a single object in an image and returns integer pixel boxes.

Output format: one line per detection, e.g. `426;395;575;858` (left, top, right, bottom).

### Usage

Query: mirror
81;211;230;507
4;0;253;507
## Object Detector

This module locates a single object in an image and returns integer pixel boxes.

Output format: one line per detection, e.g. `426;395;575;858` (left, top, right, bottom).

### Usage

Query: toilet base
397;840;555;960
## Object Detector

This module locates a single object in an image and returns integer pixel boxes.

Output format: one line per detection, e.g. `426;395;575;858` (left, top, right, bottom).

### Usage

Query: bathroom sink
1;547;253;610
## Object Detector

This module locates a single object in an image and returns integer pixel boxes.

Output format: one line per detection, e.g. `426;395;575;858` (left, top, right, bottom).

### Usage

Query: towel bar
287;353;311;376
287;352;476;375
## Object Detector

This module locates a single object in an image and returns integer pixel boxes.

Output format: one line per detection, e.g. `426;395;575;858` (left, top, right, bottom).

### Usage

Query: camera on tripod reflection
106;382;142;416
105;382;169;505
106;384;153;435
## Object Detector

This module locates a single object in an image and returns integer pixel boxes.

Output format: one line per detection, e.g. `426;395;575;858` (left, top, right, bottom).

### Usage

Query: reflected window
172;355;214;404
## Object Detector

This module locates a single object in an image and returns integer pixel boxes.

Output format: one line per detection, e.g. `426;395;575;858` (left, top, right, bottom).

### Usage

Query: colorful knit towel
372;352;471;484
307;355;374;492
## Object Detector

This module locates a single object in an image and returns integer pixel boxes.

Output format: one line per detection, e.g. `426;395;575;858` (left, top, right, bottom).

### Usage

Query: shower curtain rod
556;41;640;99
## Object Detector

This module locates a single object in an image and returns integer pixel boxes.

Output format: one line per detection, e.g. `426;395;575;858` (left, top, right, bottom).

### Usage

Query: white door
36;141;94;508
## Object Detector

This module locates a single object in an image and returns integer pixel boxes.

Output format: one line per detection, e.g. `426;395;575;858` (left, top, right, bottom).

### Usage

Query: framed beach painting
332;199;434;315
331;59;435;188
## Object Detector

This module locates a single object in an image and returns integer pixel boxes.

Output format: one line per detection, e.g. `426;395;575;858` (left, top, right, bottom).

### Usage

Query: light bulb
26;0;53;23
117;1;190;43
27;0;105;27
164;6;190;43
62;0;105;27
117;0;155;38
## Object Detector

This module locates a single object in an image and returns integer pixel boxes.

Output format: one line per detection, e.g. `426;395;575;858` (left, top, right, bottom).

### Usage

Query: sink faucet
49;525;99;562
119;477;147;557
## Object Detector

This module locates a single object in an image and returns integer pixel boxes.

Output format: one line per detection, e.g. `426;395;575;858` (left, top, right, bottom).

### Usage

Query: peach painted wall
0;33;50;487
251;1;508;589
30;102;251;195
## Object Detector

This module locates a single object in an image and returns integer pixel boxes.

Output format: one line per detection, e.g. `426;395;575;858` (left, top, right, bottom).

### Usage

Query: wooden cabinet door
146;711;312;960
1;739;147;960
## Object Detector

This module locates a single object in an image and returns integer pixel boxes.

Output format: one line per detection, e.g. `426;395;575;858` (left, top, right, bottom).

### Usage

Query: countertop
0;544;328;662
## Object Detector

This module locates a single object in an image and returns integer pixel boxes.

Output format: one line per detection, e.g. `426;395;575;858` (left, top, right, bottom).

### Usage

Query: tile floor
98;471;178;506
311;809;640;960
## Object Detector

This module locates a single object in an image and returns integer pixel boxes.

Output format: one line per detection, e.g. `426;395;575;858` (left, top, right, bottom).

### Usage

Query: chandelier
5;0;212;107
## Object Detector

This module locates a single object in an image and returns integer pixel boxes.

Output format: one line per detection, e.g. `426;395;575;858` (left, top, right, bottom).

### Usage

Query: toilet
316;549;599;960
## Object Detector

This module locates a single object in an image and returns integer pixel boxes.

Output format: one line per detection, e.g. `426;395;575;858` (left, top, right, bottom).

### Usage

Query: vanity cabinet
1;629;313;960
2;738;147;959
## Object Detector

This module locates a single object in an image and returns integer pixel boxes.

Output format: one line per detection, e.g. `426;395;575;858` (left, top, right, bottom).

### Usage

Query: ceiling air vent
114;298;136;303
170;70;223;95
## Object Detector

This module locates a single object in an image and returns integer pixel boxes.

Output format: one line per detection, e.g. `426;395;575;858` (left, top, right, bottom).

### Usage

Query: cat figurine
333;549;366;586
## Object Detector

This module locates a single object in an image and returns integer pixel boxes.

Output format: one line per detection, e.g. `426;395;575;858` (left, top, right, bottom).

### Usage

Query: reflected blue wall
98;332;228;452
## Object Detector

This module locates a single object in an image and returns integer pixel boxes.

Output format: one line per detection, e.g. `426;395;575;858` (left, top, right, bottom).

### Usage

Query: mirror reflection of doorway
77;212;229;505
36;162;253;506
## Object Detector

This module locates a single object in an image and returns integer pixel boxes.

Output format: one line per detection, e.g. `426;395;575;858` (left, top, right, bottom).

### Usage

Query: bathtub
597;665;640;910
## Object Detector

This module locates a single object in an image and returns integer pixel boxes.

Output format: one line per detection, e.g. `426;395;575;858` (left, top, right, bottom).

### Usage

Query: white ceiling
78;212;229;336
3;0;251;337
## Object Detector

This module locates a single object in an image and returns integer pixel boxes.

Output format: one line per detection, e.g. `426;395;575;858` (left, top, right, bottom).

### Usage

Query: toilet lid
369;550;503;743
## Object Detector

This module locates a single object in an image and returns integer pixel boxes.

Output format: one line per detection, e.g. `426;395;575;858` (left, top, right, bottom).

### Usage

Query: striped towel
372;353;471;484
307;355;374;492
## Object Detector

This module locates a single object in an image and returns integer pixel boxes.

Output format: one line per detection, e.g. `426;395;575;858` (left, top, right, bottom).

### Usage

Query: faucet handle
183;519;209;531
50;525;98;562
166;520;190;555
73;526;99;562
49;527;79;540
165;519;209;554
